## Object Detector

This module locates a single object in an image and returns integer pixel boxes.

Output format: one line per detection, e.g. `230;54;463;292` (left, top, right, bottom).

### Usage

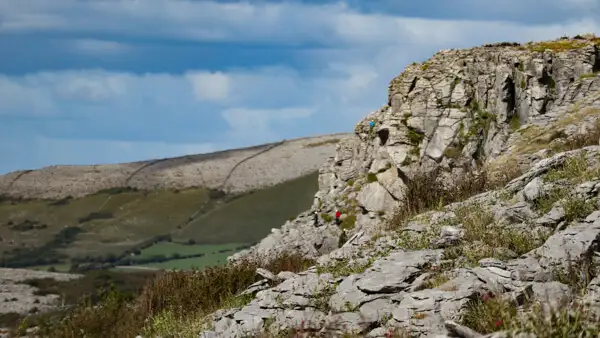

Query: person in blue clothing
369;120;375;128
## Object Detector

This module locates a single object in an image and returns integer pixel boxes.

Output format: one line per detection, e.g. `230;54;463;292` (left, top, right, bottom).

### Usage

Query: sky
1;0;599;173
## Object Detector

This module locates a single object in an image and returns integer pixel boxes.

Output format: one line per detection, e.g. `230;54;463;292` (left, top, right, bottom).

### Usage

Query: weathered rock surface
204;144;600;337
218;37;600;337
0;268;81;315
230;36;600;265
0;133;348;199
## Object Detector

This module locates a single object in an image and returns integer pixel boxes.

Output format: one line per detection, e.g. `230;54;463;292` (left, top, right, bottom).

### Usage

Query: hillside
0;133;347;273
6;35;600;337
0;133;348;200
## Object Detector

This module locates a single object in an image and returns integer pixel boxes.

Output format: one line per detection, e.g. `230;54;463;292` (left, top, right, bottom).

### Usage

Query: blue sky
1;0;599;173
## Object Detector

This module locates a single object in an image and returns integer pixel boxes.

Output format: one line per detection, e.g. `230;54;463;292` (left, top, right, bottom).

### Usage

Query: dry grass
494;107;600;170
20;253;315;338
419;272;451;290
441;205;548;266
461;259;600;337
389;164;522;229
303;139;341;148
526;39;590;52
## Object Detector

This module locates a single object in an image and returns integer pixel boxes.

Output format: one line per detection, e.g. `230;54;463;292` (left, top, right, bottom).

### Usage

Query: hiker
335;210;341;225
369;120;375;128
313;211;319;226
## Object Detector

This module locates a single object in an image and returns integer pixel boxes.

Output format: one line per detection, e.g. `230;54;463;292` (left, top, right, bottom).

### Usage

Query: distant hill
0;133;349;272
0;133;349;200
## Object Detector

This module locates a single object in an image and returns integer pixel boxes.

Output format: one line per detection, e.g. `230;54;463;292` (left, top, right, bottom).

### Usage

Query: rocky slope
0;268;81;315
201;36;600;337
0;133;348;200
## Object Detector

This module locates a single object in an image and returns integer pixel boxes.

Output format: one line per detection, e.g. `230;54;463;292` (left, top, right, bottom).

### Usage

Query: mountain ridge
0;133;350;200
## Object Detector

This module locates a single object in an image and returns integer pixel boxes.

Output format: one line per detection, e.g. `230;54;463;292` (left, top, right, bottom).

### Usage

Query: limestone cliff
216;36;600;337
230;35;600;263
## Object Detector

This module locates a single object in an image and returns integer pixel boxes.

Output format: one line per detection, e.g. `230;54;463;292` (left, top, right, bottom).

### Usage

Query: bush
32;253;315;337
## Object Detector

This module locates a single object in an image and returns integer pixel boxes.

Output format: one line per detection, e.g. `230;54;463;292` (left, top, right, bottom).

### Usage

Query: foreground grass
460;263;600;336
389;163;522;229
16;253;315;338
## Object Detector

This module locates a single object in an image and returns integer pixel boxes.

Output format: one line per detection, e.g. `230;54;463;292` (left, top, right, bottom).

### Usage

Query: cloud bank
0;0;598;173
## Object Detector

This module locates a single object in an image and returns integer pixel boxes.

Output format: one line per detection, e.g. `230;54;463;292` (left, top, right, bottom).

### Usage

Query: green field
0;171;319;271
135;242;247;259
141;253;234;270
175;172;319;244
121;242;247;270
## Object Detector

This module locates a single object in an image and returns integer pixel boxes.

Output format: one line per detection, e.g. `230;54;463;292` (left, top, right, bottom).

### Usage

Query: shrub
366;172;378;183
32;253;315;337
389;164;521;228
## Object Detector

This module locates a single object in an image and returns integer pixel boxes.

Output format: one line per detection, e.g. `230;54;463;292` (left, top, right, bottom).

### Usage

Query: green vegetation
443;144;463;159
562;196;596;222
579;73;598;80
129;242;248;270
526;39;590;52
339;214;356;230
0;172;320;271
509;113;521;131
419;272;451;290
461;260;599;336
316;255;377;278
492;107;600;170
441;205;548;266
467;100;496;139
406;127;425;145
175;172;319;244
389;162;522;229
321;213;333;223
366;172;378;183
545;153;600;184
15;253;315;338
303;138;341;148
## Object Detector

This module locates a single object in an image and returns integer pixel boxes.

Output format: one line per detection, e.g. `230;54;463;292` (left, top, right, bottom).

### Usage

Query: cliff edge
207;35;600;337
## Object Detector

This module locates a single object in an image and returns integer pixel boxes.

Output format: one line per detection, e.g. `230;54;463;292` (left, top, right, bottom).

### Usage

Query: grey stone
356;182;398;214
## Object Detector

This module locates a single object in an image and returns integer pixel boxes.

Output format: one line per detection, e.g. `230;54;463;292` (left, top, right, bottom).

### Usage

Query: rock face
215;37;600;337
0;133;348;199
230;37;600;264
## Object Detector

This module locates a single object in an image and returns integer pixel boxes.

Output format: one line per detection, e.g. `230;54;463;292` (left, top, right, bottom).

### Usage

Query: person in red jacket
335;210;341;225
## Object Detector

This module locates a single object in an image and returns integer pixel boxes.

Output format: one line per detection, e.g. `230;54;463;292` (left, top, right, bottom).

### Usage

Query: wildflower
495;319;503;328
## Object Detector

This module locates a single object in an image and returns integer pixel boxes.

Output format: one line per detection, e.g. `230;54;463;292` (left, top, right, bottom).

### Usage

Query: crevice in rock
397;168;409;186
408;77;417;94
506;76;516;120
593;46;600;73
377;129;390;146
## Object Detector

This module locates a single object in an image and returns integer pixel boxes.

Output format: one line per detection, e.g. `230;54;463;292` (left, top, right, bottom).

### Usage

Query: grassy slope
174;171;319;244
0;171;319;271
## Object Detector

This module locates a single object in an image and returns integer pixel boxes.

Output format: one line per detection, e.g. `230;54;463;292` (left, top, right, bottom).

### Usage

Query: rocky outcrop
230;36;600;265
0;268;81;315
219;36;600;337
204;145;600;338
0;133;348;199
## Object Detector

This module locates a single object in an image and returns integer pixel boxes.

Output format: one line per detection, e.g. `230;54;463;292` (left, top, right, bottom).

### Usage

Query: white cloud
1;0;599;172
70;39;130;55
2;1;598;47
0;76;58;116
23;137;217;168
186;71;231;102
221;107;315;142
